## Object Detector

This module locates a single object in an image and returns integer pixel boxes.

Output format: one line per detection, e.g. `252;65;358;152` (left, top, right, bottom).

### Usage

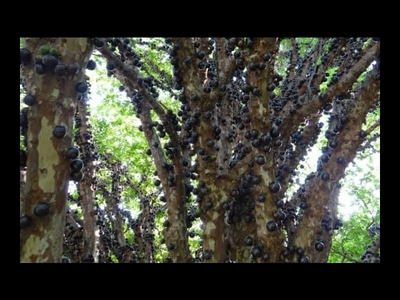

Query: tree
20;37;380;263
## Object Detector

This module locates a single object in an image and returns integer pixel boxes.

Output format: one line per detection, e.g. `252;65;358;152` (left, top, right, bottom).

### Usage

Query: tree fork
20;38;93;263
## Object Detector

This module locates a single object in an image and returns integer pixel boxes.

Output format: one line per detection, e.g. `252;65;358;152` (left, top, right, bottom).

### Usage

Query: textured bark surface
20;38;93;263
44;37;379;263
20;170;26;215
75;94;98;262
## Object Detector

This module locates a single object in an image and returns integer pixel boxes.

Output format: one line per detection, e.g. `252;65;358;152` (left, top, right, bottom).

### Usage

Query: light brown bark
20;38;93;263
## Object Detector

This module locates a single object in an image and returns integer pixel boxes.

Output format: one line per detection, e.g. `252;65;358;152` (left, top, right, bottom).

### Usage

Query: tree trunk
20;38;93;263
75;93;99;262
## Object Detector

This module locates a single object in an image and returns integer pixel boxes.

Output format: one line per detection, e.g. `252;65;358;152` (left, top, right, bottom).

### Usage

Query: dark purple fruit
190;94;199;101
241;83;252;93
20;48;32;64
75;82;88;94
320;154;329;163
70;159;84;172
315;241;325;251
196;51;206;60
203;250;213;260
270;124;280;138
275;198;284;208
248;62;257;71
321;172;330;181
19;107;29;128
337;156;346;164
34;64;46;75
266;221;278;231
267;83;276;92
94;38;105;48
252;176;261;185
244;236;253;246
23;94;36;106
251;247;262;258
86;59;97;70
54;64;67;76
20;150;27;167
296;247;305;256
20;114;27;128
34;202;50;217
66;63;79;75
359;130;367;138
300;256;310;263
263;52;271;61
273;210;286;220
269;181;281;193
335;219;343;229
61;256;71;263
53;125;66;138
300;202;308;209
324;104;333;112
256;155;266;165
42;54;58;71
65;147;79;159
283;245;295;256
252;87;261;96
20;215;32;229
328;139;338;149
70;171;84;182
106;61;115;70
21;106;29;116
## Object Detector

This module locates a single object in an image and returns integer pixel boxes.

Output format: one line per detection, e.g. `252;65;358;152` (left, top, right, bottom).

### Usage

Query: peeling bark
20;38;93;263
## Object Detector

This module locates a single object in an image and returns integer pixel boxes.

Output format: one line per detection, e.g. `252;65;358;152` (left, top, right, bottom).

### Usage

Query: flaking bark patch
38;117;59;193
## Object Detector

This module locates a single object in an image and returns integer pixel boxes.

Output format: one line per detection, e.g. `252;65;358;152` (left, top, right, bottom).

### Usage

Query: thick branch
289;63;380;263
75;93;99;262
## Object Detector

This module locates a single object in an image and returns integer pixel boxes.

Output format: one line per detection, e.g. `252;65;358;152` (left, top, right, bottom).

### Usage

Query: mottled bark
244;38;287;262
288;59;380;263
20;38;93;263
